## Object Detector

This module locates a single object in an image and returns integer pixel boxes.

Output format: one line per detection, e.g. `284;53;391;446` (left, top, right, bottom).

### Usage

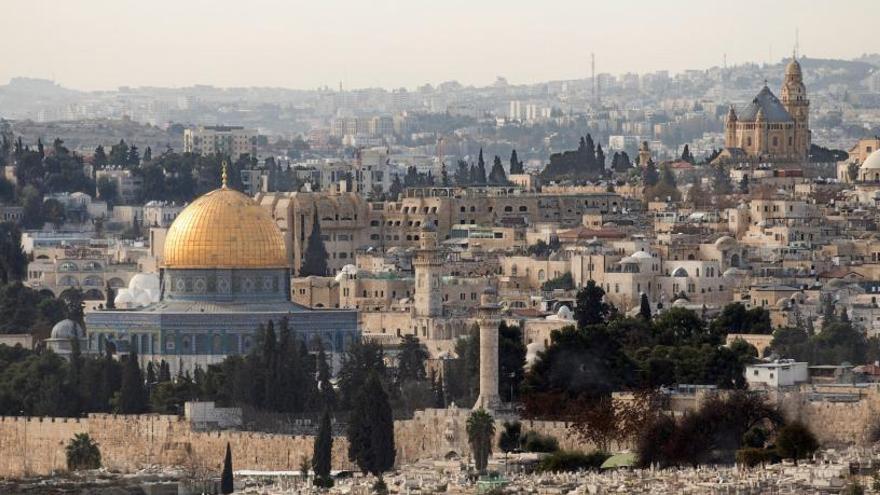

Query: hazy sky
2;0;876;91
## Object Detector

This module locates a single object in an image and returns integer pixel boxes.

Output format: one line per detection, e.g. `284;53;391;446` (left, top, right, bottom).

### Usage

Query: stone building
719;56;810;164
85;176;358;373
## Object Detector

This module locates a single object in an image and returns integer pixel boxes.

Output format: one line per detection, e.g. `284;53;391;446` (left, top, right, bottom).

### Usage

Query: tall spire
221;160;228;189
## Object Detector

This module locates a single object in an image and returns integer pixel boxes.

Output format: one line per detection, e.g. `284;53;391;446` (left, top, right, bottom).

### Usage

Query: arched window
538;269;545;281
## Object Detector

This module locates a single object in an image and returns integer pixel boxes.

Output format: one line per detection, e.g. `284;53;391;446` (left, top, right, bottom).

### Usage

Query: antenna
591;53;596;104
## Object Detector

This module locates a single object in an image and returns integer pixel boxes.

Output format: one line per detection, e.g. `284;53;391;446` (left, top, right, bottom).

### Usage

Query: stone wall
8;392;873;480
0;408;587;479
776;389;880;447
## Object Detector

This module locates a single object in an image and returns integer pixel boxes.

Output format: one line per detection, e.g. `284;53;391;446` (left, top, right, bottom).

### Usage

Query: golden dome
163;187;288;269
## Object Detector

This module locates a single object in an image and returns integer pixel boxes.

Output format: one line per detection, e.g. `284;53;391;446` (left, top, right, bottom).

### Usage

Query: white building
183;125;258;160
745;359;808;388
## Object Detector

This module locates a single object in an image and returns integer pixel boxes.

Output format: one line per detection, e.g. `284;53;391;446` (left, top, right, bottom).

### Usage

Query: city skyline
2;0;877;91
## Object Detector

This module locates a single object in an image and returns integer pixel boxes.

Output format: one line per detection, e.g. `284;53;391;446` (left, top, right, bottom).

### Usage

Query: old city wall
0;409;587;479
0;414;352;479
777;390;880;447
5;396;874;480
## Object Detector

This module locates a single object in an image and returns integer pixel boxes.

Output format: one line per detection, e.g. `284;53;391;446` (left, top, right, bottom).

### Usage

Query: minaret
473;287;501;412
413;226;442;317
638;141;652;168
780;52;810;161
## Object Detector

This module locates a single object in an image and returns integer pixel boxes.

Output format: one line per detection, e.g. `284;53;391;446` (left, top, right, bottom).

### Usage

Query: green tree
347;371;396;482
574;280;612;328
142;146;152;163
509;149;524;174
488;155;508;185
499;420;522;454
642;160;660;187
312;409;333;487
96;176;119;205
117;352;148;413
221;442;234;494
66;433;101;471
93;145;108;168
775;421;818;465
316;339;336;411
499;322;526;402
396;335;428;384
300;210;329;276
0;222;27;284
639;293;652;321
41;198;66;229
467;409;496;474
712;165;733;194
109;139;129;165
337;340;387;410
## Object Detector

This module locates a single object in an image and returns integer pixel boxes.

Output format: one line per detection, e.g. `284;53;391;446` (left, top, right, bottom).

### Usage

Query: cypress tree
300;210;329;277
347;371;395;480
312;409;333;487
596;143;606;169
158;360;171;382
118;351;148;413
643;160;660;187
93;145;108;168
509;149;523;174
221;442;234;494
639;293;652;321
488;155;508;185
316;339;336;411
105;283;115;309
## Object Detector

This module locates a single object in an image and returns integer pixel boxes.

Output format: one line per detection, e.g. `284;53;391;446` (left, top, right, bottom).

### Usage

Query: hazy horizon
3;0;877;92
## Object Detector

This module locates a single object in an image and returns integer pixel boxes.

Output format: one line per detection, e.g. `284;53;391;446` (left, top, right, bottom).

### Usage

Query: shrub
66;433;101;471
521;431;559;453
776;421;819;464
537;450;610;473
735;448;779;467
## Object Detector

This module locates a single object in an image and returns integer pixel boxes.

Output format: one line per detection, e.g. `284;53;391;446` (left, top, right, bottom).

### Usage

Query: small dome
631;251;652;259
722;267;742;278
619;256;638;264
51;319;83;340
556;306;573;320
673;298;689;307
861;150;880;171
715;236;736;247
129;273;160;292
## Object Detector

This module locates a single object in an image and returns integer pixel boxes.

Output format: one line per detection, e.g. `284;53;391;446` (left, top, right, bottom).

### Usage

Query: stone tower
638;141;652;167
780;54;810;161
725;105;738;147
473;286;502;412
413;226;442;317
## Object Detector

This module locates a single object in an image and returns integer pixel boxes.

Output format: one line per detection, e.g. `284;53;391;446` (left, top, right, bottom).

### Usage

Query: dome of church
861;150;880;170
163;186;287;269
631;250;652;259
51;319;83;340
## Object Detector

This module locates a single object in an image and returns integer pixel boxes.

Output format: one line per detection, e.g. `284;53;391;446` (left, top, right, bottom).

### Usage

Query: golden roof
163;186;288;269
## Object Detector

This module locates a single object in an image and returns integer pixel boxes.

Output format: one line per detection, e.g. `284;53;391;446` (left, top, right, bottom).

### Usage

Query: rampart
0;409;585;479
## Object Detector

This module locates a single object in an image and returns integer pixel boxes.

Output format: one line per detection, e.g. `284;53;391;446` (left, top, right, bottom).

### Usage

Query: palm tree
66;433;102;471
467;409;496;475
